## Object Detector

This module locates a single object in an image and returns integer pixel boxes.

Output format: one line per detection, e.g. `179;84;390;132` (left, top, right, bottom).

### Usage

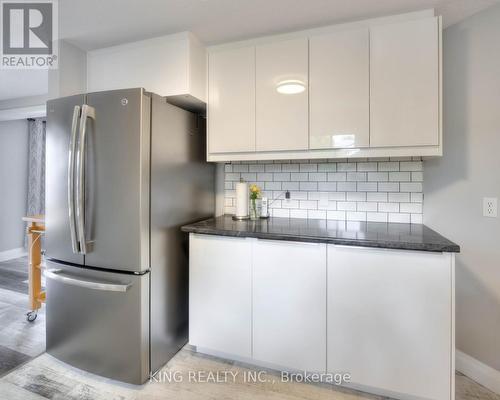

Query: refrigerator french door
45;88;215;384
45;88;151;383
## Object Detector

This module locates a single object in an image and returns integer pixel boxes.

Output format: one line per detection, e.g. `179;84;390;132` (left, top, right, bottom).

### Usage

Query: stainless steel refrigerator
44;88;214;384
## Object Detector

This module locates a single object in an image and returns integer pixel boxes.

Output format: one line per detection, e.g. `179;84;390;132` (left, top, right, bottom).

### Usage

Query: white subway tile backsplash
273;173;291;181
388;213;411;223
389;172;411;182
224;159;424;223
367;212;388;223
337;163;356;172
299;200;317;210
329;192;346;201
225;173;241;181
367;192;388;202
388;192;410;203
291;172;309;181
411;192;423;203
347;192;366;202
400;203;423;213
357;182;378;192
233;164;249;173
248;164;265;172
400;161;423;171
378;182;399;192
265;181;281;191
308;210;327;219
347;172;367;181
338;201;357;211
272;209;290;218
357;162;377;172
282;181;300;190
327;172;347;181
257;172;273;181
318;163;337;172
379;202;399;213
411;171;423;182
290;209;308;218
400;182;422;192
291;191;308;200
309;172;327;181
347;211;366;222
411;214;423;224
378;162;399;171
282;200;299;209
300;163;317;172
241;173;257;182
300;182;318;191
318;182;337;192
265;164;282;172
357;202;378;212
327;210;346;220
281;164;300;172
368;172;388;182
337;182;356;192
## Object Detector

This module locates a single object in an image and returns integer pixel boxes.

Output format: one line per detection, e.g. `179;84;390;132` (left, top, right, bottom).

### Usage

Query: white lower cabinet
327;245;454;400
189;234;454;400
189;234;252;358
253;240;326;371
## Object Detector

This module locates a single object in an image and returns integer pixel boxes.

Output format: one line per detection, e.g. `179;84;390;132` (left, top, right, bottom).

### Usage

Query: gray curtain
27;118;46;217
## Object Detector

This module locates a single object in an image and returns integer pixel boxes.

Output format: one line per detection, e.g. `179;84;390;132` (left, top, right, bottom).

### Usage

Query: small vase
249;198;261;220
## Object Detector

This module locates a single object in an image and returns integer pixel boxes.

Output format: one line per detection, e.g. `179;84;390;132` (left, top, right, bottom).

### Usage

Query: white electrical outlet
483;197;498;217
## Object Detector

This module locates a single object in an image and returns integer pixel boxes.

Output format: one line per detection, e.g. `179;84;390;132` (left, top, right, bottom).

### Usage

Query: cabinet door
370;17;439;147
208;46;255;153
253;240;326;372
189;234;252;358
256;38;308;151
327;245;453;400
310;28;369;149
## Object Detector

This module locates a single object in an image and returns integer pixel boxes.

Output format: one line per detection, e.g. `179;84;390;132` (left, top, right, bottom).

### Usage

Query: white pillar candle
235;181;249;218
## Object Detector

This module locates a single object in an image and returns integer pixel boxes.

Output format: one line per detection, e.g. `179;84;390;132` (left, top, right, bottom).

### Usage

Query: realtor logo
1;0;58;68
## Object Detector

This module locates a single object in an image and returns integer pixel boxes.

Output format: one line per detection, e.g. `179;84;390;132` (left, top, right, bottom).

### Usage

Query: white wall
0;120;28;252
424;4;500;372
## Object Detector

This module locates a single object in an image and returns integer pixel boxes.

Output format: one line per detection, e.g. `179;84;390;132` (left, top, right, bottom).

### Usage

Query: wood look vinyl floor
0;258;499;400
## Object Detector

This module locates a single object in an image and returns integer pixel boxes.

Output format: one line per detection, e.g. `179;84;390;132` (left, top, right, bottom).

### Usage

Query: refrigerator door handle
68;105;80;254
46;269;132;292
76;104;95;255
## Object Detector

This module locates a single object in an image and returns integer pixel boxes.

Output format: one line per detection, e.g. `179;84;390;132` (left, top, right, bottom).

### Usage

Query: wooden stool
22;215;45;322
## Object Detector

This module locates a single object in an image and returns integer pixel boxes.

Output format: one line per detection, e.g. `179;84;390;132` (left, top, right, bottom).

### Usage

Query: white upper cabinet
370;17;440;147
206;11;442;161
256;38;309;151
208;45;256;153
309;28;369;149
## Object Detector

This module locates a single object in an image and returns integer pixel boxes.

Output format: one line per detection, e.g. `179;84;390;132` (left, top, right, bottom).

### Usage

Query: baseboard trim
0;247;26;262
456;350;500;395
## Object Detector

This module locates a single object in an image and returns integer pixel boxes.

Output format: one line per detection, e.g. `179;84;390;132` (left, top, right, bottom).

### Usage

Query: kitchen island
182;216;459;400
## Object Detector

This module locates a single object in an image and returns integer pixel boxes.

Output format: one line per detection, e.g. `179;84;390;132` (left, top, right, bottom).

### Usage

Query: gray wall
0;120;28;252
424;4;500;371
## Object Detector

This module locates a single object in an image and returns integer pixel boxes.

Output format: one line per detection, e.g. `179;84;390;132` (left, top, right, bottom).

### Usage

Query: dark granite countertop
181;215;460;253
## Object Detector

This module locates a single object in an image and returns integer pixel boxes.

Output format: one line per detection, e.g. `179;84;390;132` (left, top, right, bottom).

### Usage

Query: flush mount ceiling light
276;80;305;94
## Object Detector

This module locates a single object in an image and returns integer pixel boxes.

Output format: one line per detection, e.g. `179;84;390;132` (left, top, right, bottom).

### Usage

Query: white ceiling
59;0;499;50
0;70;48;101
2;0;498;102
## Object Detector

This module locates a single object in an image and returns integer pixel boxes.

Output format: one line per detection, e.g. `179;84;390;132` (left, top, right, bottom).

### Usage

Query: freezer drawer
46;261;150;384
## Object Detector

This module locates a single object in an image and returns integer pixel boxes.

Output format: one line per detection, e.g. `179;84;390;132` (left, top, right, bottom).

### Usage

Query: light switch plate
483;197;498;218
